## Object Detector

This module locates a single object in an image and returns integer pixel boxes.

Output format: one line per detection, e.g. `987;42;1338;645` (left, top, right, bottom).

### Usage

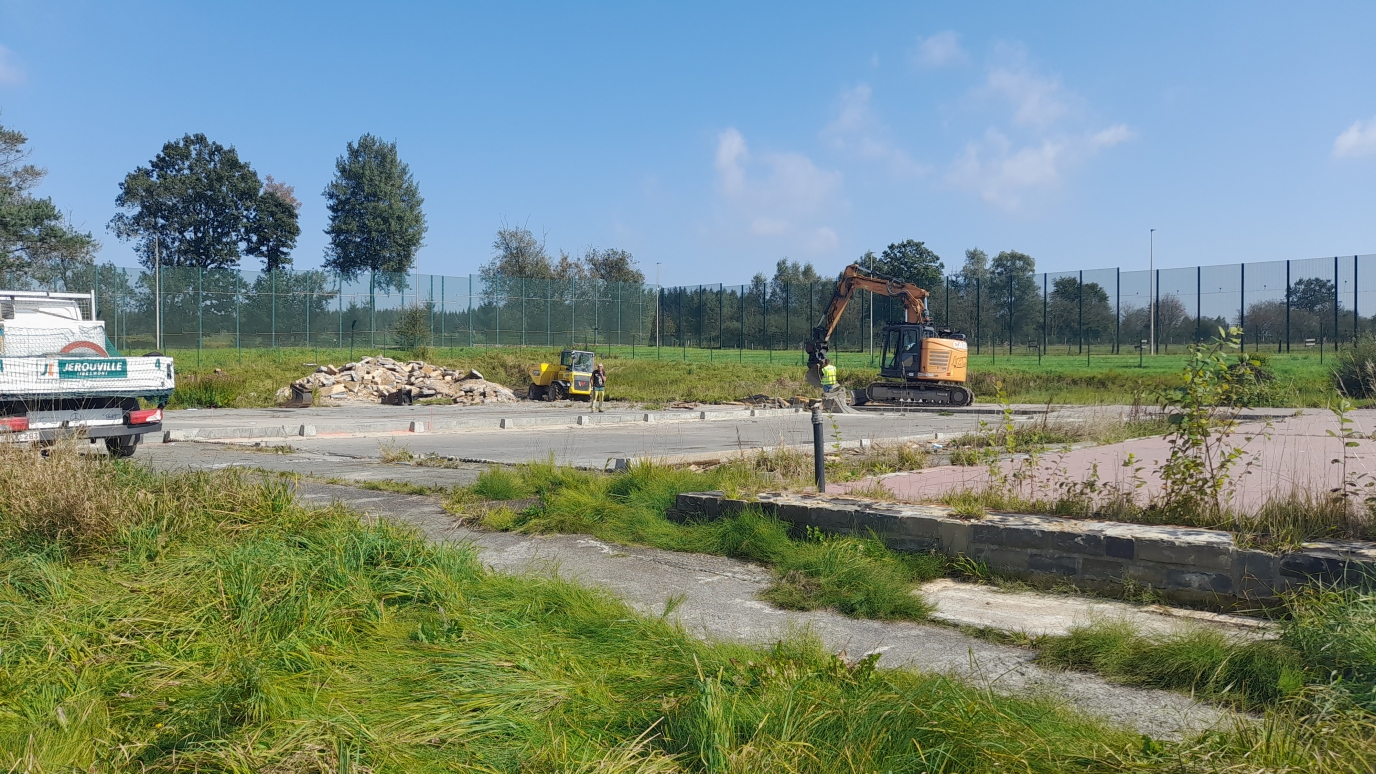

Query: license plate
2;431;41;443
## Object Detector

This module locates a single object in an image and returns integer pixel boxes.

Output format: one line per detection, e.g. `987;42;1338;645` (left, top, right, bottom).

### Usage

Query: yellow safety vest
820;364;838;388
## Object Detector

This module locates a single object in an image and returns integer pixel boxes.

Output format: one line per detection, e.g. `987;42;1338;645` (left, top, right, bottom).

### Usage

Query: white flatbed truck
0;290;173;457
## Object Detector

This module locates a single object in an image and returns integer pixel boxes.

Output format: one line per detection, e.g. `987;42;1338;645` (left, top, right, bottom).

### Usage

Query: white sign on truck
0;290;174;457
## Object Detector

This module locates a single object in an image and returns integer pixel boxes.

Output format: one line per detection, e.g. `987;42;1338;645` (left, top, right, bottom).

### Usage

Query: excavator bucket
821;389;860;414
805;362;823;390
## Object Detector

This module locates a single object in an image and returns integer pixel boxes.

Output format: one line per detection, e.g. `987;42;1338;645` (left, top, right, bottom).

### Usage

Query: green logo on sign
58;359;127;379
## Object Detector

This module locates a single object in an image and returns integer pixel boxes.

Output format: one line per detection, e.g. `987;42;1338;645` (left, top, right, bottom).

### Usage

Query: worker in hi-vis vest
820;358;839;392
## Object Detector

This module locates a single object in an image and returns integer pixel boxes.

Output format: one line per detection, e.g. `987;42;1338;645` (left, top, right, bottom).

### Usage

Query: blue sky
2;1;1375;286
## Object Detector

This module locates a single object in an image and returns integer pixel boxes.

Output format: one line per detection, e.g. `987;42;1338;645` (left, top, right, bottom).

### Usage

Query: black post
1077;269;1084;355
1239;263;1246;351
1354;255;1360;341
1285;260;1291;352
1042;273;1048;356
1008;273;1013;356
945;275;950;327
1155;268;1162;354
1334;255;1341;351
1114;268;1120;353
975;277;981;355
1196;265;1202;343
812;405;826;493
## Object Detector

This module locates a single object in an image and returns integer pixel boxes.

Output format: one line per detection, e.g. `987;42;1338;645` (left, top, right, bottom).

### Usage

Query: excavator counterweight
804;263;973;408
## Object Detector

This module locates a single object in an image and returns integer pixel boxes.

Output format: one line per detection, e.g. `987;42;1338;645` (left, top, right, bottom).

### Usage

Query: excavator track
861;381;973;407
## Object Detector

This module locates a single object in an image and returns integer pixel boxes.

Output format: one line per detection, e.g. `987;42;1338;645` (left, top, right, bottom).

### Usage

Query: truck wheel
551;382;569;401
106;435;140;458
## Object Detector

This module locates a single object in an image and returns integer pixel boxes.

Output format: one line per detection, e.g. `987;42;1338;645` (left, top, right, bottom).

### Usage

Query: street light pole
655;262;662;350
1149;229;1156;356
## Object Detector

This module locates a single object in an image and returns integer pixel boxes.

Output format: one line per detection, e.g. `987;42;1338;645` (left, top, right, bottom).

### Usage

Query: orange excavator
805;263;973;407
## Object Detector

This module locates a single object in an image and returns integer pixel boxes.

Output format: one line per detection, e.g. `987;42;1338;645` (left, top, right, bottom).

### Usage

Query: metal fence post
1239;263;1245;351
197;266;203;366
1285;260;1291;352
1077;270;1083;354
1334;255;1340;350
1354;255;1360;341
1195;265;1201;344
468;275;473;348
520;276;526;347
236;272;242;364
1042;273;1048;355
975;277;981;355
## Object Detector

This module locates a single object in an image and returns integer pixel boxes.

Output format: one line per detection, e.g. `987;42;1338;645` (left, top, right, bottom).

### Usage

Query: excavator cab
878;324;969;381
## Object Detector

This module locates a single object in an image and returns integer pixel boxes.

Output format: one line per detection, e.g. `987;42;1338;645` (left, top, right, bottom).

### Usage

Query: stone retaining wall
669;492;1376;609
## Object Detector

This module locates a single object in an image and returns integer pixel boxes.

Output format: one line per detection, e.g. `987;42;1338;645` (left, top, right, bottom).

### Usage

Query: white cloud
947;124;1135;210
808;227;839;252
985;66;1074;128
0;45;24;86
912;31;966;68
711;128;842;254
714;127;748;195
821;84;924;176
1334;116;1376;159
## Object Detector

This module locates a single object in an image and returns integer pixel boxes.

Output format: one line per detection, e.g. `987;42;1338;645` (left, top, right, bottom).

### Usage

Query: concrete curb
668;491;1376;610
164;406;817;442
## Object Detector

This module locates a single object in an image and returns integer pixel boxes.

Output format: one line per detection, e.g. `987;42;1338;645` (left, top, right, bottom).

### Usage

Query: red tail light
0;416;29;432
129;408;162;425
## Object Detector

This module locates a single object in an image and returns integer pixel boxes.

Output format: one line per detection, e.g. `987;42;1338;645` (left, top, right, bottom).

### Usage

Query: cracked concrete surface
293;480;1243;741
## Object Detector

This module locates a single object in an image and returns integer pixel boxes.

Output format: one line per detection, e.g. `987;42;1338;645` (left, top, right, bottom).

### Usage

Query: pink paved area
834;408;1376;513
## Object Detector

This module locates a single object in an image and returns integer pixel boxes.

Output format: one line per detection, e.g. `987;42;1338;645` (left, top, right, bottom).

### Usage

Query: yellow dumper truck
527;349;594;401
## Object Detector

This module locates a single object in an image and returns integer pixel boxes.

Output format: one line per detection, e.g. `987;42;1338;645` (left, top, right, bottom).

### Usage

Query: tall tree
322;134;426;290
1287;277;1335;315
872;239;944;289
584;247;644;284
959;248;989;289
110;134;288;270
249;178;302;272
482;224;552;280
1;115;98;282
989;250;1039;346
770;258;820;297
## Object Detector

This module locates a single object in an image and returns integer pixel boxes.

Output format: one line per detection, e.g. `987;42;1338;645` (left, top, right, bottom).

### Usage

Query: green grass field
161;343;1346;409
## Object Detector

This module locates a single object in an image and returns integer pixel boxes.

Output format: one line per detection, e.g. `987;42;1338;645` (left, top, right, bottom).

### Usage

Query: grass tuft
450;460;944;621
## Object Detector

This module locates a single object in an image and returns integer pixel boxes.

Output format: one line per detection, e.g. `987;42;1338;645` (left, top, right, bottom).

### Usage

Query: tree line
1;114;658;298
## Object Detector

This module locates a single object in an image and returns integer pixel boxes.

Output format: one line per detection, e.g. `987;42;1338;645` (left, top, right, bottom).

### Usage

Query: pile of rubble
281;357;520;405
742;393;812;409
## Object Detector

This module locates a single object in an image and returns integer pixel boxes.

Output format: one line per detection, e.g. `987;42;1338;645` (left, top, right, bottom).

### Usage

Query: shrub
391;303;433;360
1334;335;1376;397
170;372;243;408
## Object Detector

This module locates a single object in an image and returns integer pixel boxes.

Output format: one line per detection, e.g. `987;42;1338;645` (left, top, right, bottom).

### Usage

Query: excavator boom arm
810;264;931;347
